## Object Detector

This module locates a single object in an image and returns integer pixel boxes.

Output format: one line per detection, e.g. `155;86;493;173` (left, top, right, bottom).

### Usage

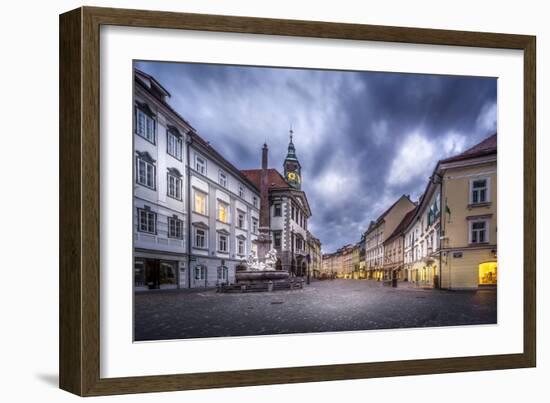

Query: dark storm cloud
135;61;497;253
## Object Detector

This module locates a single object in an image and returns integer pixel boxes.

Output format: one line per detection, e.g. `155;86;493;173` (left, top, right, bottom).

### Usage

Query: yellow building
383;208;417;281
364;195;416;280
437;134;497;289
340;244;354;278
403;133;497;289
351;243;362;279
321;254;333;278
307;232;322;279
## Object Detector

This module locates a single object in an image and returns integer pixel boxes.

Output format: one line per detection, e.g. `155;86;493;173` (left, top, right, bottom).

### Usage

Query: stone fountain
235;249;289;282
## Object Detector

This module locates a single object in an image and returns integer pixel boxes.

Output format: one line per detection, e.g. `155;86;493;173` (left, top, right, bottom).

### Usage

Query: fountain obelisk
255;143;272;261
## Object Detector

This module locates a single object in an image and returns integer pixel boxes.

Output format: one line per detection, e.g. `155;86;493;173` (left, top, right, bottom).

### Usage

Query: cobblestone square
134;279;497;341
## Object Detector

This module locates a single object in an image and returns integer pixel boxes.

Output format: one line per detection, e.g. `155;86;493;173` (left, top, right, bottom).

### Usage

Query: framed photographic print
59;6;536;396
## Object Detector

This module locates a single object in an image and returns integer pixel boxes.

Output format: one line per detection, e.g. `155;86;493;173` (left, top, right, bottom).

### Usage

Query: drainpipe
434;171;444;290
186;134;193;289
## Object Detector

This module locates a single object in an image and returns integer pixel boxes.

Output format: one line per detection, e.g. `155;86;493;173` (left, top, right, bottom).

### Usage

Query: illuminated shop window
479;261;497;285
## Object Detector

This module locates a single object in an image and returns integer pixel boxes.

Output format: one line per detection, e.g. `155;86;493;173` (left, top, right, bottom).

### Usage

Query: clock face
287;172;301;183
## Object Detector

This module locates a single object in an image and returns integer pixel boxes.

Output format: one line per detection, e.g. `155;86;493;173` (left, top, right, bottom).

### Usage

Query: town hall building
241;130;314;278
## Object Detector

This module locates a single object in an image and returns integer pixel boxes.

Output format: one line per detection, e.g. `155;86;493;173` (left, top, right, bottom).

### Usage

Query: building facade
307;232;322;279
133;69;321;290
403;134;497;289
438;134;498;289
364;195;416;280
383;208;417;281
187;135;260;288
241;133;315;278
134;69;261;290
403;182;441;287
133;69;190;291
351;243;362;279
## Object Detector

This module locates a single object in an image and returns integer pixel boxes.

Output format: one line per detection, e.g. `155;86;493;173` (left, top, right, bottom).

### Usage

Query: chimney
262;143;268;169
260;143;269;228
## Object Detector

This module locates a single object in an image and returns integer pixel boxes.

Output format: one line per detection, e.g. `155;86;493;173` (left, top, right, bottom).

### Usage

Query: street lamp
306;253;311;285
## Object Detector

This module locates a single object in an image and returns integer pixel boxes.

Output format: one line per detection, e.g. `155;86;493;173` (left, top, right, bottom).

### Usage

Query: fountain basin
236;270;289;282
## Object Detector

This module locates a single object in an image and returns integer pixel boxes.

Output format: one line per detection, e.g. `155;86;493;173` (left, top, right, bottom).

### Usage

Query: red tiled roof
439;133;497;164
240;168;291;190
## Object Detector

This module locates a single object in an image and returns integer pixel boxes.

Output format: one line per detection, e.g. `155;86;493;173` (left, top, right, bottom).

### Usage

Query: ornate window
273;231;282;249
136;152;156;189
167;168;182;200
135;102;156;143
195;154;207;175
219;171;228;188
193;190;207;215
168;216;183;239
470;220;489;244
218;233;228;252
167;126;182;160
137;207;156;234
217;201;229;223
470;178;490;204
194;227;207;248
237;238;245;256
237;211;246;229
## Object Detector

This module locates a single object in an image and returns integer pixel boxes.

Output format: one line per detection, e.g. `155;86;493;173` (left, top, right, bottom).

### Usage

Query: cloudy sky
135;61;497;253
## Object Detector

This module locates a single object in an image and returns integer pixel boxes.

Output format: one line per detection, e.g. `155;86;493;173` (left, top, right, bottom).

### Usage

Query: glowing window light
479;261;497;285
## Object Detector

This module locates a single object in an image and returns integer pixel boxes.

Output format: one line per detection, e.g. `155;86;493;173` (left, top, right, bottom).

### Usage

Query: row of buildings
133;69;321;290
322;133;498;289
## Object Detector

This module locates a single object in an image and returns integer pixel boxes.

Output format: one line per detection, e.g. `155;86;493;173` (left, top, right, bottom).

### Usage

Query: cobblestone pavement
134;279;497;341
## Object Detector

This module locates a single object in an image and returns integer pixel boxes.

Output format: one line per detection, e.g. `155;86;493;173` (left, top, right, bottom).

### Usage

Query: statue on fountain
245;249;278;271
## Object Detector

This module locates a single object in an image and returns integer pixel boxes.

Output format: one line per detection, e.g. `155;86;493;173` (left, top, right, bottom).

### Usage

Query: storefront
134;258;179;290
478;261;497;286
409;261;438;287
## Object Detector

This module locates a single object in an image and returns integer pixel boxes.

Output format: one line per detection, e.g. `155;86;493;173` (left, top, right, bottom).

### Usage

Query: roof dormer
134;68;171;103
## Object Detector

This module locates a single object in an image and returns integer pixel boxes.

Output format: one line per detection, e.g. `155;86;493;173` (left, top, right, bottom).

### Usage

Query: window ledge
468;202;492;209
167;152;183;162
192;211;209;218
469;242;489;246
136;182;156;191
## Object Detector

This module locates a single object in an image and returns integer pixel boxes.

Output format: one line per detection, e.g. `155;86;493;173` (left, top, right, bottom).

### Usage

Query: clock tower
283;128;302;189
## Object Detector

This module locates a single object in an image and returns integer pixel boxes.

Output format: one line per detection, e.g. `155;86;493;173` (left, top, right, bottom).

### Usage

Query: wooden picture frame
59;6;536;396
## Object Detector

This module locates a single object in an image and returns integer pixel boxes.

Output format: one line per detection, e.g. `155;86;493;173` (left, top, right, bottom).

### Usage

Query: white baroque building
133;69;259;290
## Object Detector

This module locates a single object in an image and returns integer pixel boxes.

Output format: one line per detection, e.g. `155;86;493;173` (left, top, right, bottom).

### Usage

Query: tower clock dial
283;128;302;189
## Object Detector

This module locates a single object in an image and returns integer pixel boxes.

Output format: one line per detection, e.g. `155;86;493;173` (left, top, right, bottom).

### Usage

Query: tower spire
284;125;301;189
